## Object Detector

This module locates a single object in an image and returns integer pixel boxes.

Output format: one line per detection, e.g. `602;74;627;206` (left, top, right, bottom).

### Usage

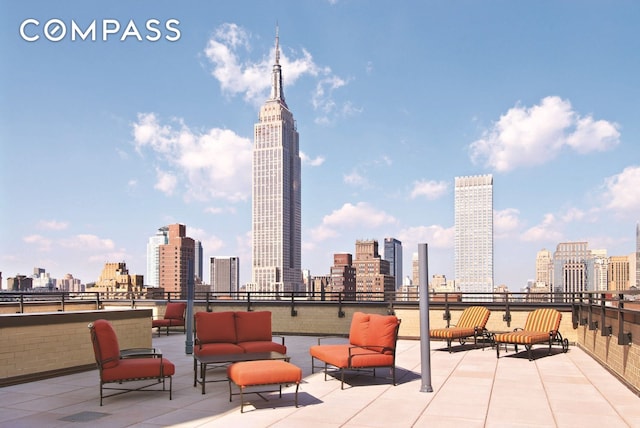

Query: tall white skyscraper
249;28;302;294
454;174;494;293
146;226;168;287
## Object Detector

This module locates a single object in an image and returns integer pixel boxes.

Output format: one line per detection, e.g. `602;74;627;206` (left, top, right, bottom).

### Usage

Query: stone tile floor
1;334;639;427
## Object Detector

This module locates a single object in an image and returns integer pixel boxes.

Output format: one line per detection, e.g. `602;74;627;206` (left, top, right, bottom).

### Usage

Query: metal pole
419;243;433;392
185;259;194;354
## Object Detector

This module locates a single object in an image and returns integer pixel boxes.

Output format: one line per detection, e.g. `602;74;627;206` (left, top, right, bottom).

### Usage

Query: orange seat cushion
195;342;245;356
227;360;301;387
430;327;477;340
101;357;175;382
493;331;551;345
309;344;394;369
238;341;287;354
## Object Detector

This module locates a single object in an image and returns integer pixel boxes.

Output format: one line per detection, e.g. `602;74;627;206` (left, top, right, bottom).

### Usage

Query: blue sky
2;1;639;290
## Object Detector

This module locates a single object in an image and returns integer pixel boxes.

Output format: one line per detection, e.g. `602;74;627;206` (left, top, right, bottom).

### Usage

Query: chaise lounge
309;311;401;389
494;308;569;361
429;306;491;352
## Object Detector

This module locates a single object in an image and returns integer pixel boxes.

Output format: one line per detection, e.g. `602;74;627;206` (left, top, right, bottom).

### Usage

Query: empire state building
249;28;302;295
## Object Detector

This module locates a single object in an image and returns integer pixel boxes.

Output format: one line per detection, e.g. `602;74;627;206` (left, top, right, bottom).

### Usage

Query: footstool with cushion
227;360;302;413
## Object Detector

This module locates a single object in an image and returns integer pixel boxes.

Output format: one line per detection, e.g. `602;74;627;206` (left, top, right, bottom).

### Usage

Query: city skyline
2;2;639;290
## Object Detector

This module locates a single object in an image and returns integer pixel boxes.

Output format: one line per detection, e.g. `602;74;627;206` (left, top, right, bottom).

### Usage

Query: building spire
270;24;286;106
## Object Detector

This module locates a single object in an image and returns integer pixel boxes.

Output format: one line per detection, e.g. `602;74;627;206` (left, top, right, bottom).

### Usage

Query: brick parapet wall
575;309;639;395
0;309;151;386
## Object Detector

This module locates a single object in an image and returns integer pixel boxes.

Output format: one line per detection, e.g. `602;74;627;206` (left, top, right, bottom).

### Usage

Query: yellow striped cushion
494;331;550;345
523;309;561;333
430;327;476;340
456;306;490;329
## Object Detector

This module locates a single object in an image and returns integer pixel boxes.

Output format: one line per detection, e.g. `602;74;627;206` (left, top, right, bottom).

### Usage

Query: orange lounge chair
430;306;491;352
89;319;175;405
309;312;401;389
152;302;186;336
494;308;569;361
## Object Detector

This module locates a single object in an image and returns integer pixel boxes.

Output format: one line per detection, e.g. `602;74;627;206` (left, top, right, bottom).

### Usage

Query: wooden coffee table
194;351;290;394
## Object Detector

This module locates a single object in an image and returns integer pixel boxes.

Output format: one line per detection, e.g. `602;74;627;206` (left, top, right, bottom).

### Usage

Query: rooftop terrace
1;332;639;427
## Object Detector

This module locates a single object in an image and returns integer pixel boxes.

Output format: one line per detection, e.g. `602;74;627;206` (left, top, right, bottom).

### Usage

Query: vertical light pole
185;259;194;354
419;243;433;392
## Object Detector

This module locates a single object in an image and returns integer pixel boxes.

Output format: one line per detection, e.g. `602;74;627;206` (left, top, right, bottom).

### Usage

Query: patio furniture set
88;303;568;412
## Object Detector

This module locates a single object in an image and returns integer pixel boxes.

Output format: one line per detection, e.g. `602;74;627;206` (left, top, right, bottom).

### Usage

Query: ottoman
227;360;302;413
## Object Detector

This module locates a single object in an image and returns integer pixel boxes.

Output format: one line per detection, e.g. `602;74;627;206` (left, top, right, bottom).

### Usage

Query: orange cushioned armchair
309;312;401;389
494;308;569;361
429;306;491;352
89;319;175;405
152;301;186;336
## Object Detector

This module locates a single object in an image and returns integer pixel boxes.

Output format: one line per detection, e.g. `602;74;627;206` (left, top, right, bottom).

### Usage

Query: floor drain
59;411;109;422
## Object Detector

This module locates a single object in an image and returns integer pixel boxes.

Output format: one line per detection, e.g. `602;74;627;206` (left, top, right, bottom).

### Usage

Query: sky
1;1;639;291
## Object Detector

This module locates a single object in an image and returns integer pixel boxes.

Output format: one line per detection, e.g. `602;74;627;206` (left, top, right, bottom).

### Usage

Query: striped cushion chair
494;308;569;361
429;306;491;353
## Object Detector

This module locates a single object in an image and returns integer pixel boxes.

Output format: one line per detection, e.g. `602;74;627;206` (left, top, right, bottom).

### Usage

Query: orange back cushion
349;312;370;347
235;311;272;342
195;311;237;343
366;314;399;351
524;308;561;333
164;302;186;320
457;306;490;329
91;319;120;369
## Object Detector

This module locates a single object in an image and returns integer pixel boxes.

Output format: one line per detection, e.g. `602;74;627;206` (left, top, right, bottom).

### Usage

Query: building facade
210;256;240;296
330;253;356;300
535;249;553;289
146;226;168;287
553;242;594;293
159;223;195;296
353;239;395;300
383;237;403;290
249;28;302;295
454;174;494;294
608;255;630;291
194;240;203;284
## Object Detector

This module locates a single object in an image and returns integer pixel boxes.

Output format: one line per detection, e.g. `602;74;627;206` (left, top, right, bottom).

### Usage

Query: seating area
494;308;569;360
152;302;186;336
193;310;287;356
4;331;638;426
88;319;175;406
429;306;491;352
309;312;401;389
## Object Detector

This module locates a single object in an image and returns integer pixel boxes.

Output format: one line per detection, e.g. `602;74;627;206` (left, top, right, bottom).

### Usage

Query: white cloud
300;151;325;166
397;225;454;249
344;171;368;187
59;234;115;251
37;220;69;231
410;180;449;200
203;23;351;122
188;227;225;253
602;165;640;215
154;169;178;196
23;234;52;252
470;96;620;172
521;213;563;242
494;208;521;238
132;113;252;202
309;202;397;242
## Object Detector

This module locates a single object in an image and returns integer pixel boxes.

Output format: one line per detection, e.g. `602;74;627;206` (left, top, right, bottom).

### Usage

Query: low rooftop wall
0;309;151;387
